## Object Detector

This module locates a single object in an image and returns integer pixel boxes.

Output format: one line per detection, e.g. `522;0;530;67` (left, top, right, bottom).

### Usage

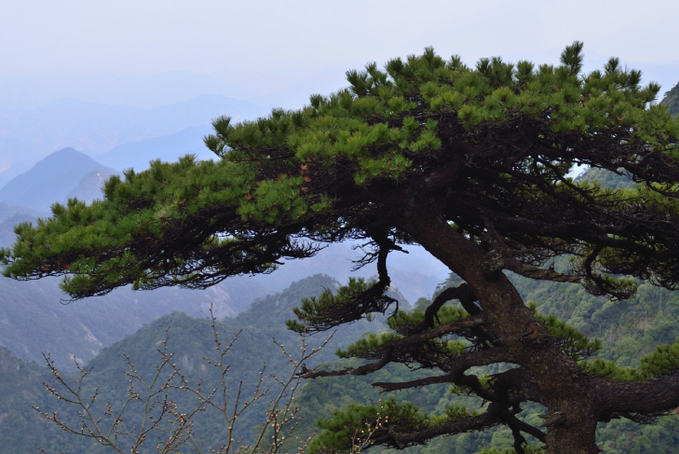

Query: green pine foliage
3;44;676;300
309;398;433;453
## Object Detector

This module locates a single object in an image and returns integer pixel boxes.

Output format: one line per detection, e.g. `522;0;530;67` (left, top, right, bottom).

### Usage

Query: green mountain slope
0;275;269;369
0;274;395;453
0;346;79;453
575;166;635;190
661;80;679;117
5;268;679;452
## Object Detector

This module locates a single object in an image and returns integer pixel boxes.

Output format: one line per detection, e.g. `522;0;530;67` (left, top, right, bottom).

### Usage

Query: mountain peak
0;147;117;212
41;146;90;160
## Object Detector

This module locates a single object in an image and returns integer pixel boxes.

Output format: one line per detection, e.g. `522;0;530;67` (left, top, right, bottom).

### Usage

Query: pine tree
5;42;679;454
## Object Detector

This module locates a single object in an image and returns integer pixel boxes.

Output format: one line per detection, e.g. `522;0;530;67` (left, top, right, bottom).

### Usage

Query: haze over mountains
0;94;271;187
0;93;271;240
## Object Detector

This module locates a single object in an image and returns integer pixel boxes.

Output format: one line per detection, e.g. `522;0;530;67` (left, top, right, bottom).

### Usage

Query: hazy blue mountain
0;137;41;188
97;125;214;172
0;147;117;212
0;94;269;187
0;163;113;247
0;212;38;248
66;169;118;204
0;202;43;248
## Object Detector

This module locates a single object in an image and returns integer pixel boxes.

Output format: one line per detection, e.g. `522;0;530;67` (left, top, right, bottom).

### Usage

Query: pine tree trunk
404;194;605;454
546;422;600;454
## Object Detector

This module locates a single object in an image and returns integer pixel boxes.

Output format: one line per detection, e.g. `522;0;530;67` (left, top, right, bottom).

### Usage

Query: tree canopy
4;42;679;453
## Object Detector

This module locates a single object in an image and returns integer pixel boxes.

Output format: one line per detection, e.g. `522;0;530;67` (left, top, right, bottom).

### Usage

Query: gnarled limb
371;410;500;450
595;372;679;420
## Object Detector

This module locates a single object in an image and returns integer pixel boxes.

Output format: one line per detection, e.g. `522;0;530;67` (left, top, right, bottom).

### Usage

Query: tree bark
400;192;602;454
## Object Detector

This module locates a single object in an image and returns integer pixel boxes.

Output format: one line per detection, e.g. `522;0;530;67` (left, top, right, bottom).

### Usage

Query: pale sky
2;1;679;108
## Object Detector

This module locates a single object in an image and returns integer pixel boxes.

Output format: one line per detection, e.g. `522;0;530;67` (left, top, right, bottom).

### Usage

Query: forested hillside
284;258;679;453
0;274;271;368
0;274;399;453
661;81;679;116
0;347;60;452
4;259;679;453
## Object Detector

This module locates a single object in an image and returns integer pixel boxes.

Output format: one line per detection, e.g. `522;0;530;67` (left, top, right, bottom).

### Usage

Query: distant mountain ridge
661;80;679;117
0;202;43;247
0;94;270;187
0;273;270;370
97;125;215;172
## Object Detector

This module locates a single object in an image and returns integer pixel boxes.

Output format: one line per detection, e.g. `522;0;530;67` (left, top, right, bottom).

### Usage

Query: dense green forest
3;260;679;453
289;267;679;454
0;275;402;453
